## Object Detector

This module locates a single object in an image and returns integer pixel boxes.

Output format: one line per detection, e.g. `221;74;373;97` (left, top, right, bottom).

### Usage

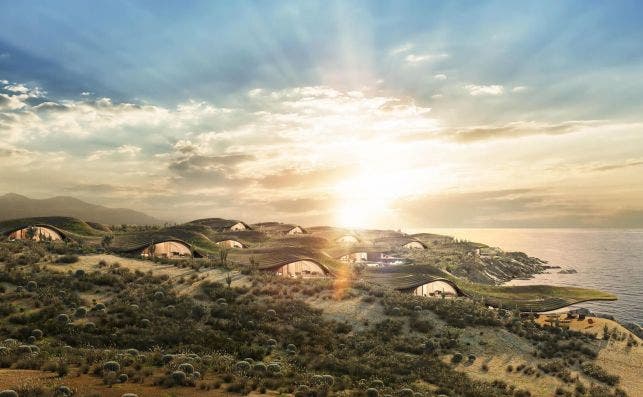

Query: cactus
178;363;194;374
399;388;414;397
74;306;87;318
26;280;38;292
55;386;72;396
171;370;187;385
267;363;281;373
235;361;251;372
103;361;121;372
57;313;70;324
367;388;379;397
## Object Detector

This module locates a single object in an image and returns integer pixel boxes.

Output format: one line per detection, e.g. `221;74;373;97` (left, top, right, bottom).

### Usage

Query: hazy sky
1;1;642;228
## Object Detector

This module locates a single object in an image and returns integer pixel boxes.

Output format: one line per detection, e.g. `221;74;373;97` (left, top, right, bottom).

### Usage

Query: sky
1;0;642;228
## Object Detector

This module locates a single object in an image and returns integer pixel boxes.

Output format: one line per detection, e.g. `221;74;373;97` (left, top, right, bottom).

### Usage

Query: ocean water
420;228;643;326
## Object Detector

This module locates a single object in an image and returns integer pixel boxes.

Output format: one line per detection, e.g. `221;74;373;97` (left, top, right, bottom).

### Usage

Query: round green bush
74;307;87;318
153;291;164;300
0;347;8;355
414;305;422;311
321;374;335;386
216;298;226;304
93;303;106;311
31;329;43;339
74;269;85;277
140;319;151;327
118;373;129;383
312;374;323;384
178;363;194;374
391;307;401;315
243;357;254;364
367;388;379;397
122;394;139;397
27;336;36;344
266;309;277;317
126;348;139;356
286;343;297;352
0;390;19;397
193;371;201;379
162;354;174;364
29;345;39;353
84;322;96;331
57;313;70;324
18;344;32;354
103;361;121;372
267;363;281;373
399;388;414;397
235;361;251;372
26;280;38;292
468;354;476;363
371;379;384;388
451;352;463;363
171;370;186;385
253;362;267;372
54;385;72;396
266;338;277;346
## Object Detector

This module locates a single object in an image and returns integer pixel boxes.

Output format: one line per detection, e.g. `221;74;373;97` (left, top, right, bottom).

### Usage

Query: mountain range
0;193;162;225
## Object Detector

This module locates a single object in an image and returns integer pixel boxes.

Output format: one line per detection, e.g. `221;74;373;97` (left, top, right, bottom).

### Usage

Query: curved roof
252;222;307;234
363;269;463;295
188;218;252;231
215;238;247;248
111;234;203;257
374;236;426;248
2;223;68;240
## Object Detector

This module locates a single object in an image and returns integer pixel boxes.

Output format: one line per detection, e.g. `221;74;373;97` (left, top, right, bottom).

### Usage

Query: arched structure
403;241;426;249
288;226;305;235
141;240;193;258
216;239;245;249
9;225;63;241
336;235;359;244
274;260;327;278
412;280;459;297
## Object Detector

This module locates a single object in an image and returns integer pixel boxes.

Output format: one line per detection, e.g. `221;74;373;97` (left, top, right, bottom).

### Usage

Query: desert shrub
171;370;187;385
118;373;129;383
74;269;85;277
74;306;88;318
399;388;414;397
367;388;379;397
55;255;79;264
451;352;463;363
178;362;194;374
55;386;72;396
56;313;70;324
0;391;19;397
94;303;106;311
103;361;121;373
26;280;38;292
236;361;251;372
580;362;619;386
31;329;43;339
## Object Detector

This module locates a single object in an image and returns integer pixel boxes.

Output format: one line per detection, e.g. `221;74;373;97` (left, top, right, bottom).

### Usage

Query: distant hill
0;193;162;225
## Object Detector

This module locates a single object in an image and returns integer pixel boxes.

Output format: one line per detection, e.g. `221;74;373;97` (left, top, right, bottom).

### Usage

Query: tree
25;226;37;240
225;273;232;288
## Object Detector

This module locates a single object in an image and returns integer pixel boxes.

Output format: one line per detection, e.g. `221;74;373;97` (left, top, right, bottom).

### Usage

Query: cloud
433;74;447;80
465;84;504;96
87;145;142;161
404;53;449;65
590;159;643;172
449;120;603;143
512;86;528;93
389;43;413;55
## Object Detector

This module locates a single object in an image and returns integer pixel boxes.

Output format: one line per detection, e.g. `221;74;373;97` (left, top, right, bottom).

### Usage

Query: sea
419;228;643;326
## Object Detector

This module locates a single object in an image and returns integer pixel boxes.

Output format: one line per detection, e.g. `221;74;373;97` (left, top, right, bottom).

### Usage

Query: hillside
0;193;162;225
